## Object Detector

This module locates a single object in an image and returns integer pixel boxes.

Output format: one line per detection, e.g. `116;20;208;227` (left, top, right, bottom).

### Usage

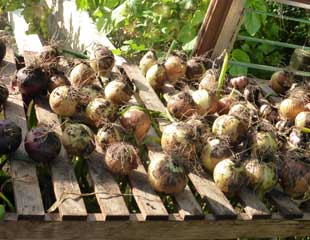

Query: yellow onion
104;79;133;105
89;44;115;77
48;74;70;93
78;84;104;106
96;125;120;151
259;104;278;123
269;70;292;94
295;111;310;132
167;91;197;120
164;55;186;84
139;50;157;76
230;76;248;90
199;69;218;93
70;62;96;88
279;98;305;121
192;89;219;115
185;58;205;81
218;95;237;115
228;102;254;126
145;63;167;90
251;131;278;160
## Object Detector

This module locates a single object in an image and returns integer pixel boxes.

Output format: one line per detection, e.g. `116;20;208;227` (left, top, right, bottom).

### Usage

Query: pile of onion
139;50;157;76
167;91;197;120
0;120;22;155
89;44;115;77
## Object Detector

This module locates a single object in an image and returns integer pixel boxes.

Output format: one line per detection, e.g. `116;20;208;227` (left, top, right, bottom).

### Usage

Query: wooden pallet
1;5;309;240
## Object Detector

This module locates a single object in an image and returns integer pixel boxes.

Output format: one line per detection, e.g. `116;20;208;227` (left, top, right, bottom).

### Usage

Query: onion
288;128;305;149
24;125;61;164
39;45;58;62
244;159;277;195
70;62;96;88
279;98;305;121
78;84;104;106
295;111;310;132
89;44;115;77
186;117;211;152
212;115;247;145
96;125;120;150
289;85;310;102
244;85;260;104
148;154;187;194
269;70;292;94
49;86;78;117
104;79;133;105
305;103;310;111
145;63;167;90
0;83;9;105
213;158;246;196
0;120;22;155
230;76;249;90
0;39;6;63
167;91;197;120
218;95;236;115
192;89;219;115
48;73;70;93
279;157;310;199
251;131;278;160
259;104;278;123
86;98;118;127
164;55;186;84
139;50;157;76
201;138;231;172
104;142;138;175
228;102;254;126
199;69;218;93
161;122;196;162
120;106;151;142
16;67;48;97
185;58;206;81
62;123;95;156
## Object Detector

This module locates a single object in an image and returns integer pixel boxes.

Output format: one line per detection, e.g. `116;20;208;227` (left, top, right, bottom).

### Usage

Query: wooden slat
238;188;271;219
1;48;45;220
267;189;303;219
34;98;87;220
87;149;130;220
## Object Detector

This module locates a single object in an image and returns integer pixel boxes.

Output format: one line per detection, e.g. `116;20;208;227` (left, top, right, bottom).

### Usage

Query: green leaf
177;24;196;43
244;12;261;36
190;9;204;26
182;36;197;51
0;205;4;221
229;49;250;76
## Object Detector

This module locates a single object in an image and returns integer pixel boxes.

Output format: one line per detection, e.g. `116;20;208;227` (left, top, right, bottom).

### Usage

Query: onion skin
39;45;58;62
48;73;70;93
244;85;260;104
49;86;78;117
104;80;133;105
269;71;292;94
192;89;219;115
96;125;120;151
244;159;277;195
251;132;278;160
279;98;305;121
212;115;247;145
185;58;205;81
201;138;231;172
0;40;6;63
104;142;138;175
218;95;236;115
120;107;151;142
213;158;246;196
148;154;187;194
78;84;104;106
230;76;248;90
295;111;310;131
70;62;96;88
259;104;278;123
86;98;118;127
186;118;211;153
164;55;186;84
89;44;115;77
62;123;95;156
0;83;9;105
0;120;22;155
199;69;218;93
167;91;197;120
228;102;253;126
24;126;61;164
16;67;48;97
146;63;167;90
161;122;196;162
139;50;157;76
289;86;310;102
279;159;310;199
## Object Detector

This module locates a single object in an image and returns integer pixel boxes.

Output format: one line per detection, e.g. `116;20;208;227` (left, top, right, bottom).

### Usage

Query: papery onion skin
70;62;96;88
89;44;115;77
96;125;120;151
251;131;278;160
269;71;292;94
192;89;219;115
78;84;104;106
164;55;187;84
104;80;133;105
167;91;197;120
139;50;157;76
146;64;167;90
230;76;249;90
199;69;218;93
295;111;310;131
279;98;305;122
185;58;205;81
218;95;235;115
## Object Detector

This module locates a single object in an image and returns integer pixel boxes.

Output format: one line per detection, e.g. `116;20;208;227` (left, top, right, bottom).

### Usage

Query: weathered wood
239;188;271;219
267;189;303;219
34;98;87;220
273;0;310;9
87;149;130;220
1;48;45;220
252;78;282;104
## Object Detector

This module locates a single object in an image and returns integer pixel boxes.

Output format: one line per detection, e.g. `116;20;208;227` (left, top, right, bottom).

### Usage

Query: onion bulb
289;85;310;102
70;62;96;88
104;142;138;175
201;138;231;172
48;73;70;93
279;98;305;121
228;102;254;126
148;154;187;194
120;106;151;142
212;115;247;145
39;45;58;62
161;122;196;162
199;69;218;93
139;50;157;76
218;95;236;115
90;44;115;77
230;76;249;90
0;120;22;155
295;111;310;132
79;84;104;106
86;98;118;127
192;89;219;115
62;123;95;156
49;86;78;117
213;158;245;196
164;55;186;84
244;159;277;195
145;63;167;90
251;131;278;160
24;125;61;164
185;58;205;81
167;91;197;120
269;70;292;94
104;79;133;104
259;104;278;123
96;125;120;150
0;82;9;105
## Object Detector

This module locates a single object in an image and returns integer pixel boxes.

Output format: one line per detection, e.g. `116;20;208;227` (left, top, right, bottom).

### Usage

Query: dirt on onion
139;50;157;76
70;62;96;88
164;54;186;84
104;79;133;105
0;120;22;155
48;73;70;93
185;57;206;82
90;44;115;77
167;91;197;120
145;63;167;90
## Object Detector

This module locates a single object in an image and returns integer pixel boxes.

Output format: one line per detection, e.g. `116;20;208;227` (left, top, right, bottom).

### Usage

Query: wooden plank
251;78;282;104
267;189;303;219
238;188;271;219
1;48;45;220
87;149;130;220
273;0;310;9
34;98;87;220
